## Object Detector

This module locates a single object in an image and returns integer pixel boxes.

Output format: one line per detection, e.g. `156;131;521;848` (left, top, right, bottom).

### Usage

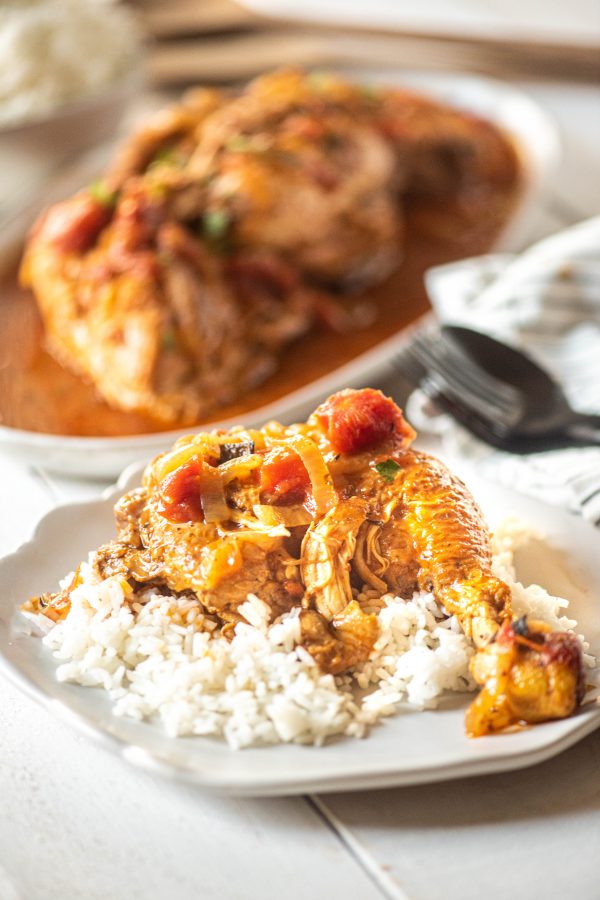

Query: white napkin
408;216;600;524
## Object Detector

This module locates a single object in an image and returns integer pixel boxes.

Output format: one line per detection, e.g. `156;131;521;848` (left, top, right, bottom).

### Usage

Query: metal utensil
395;325;600;453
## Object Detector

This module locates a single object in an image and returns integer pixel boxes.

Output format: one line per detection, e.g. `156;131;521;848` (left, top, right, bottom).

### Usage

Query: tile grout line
306;794;412;900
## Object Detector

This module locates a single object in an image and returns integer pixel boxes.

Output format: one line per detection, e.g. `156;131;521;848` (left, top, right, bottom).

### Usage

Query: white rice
0;0;141;126
33;521;592;749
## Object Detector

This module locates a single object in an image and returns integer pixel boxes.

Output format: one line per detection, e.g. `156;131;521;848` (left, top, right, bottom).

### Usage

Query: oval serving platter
0;461;598;797
0;69;559;478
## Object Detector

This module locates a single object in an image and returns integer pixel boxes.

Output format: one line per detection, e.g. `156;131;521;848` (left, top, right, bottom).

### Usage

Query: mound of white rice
0;0;141;126
34;521;590;749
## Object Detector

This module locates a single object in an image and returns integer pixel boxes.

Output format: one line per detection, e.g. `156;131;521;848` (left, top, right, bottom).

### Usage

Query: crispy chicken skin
25;388;580;737
465;618;585;736
21;69;519;425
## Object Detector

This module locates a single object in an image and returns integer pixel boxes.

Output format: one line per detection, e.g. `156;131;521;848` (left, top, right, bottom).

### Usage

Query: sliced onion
229;510;290;538
219;453;263;484
152;436;220;482
228;530;284;551
234;428;267;451
198;462;229;523
253;504;313;528
283;434;338;515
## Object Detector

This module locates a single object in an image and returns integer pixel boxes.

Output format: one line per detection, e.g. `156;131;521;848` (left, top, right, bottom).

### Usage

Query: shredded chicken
25;388;583;737
301;497;368;618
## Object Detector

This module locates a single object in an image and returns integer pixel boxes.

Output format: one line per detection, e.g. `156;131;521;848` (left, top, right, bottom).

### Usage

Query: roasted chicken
21;69;520;425
27;388;584;737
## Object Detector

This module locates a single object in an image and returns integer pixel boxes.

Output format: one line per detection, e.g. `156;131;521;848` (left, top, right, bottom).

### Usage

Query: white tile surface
318;727;600;900
0;677;383;900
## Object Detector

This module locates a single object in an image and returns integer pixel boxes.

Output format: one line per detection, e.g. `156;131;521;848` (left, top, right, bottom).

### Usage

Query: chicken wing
465;617;585;736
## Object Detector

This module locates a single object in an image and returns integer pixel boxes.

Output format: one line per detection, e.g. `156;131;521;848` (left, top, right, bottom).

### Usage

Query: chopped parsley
147;146;181;171
88;179;118;208
357;83;380;101
375;459;401;484
203;209;231;240
202;208;233;254
161;329;177;350
225;135;254;152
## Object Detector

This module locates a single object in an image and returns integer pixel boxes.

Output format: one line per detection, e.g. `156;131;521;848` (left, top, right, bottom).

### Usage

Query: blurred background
137;0;600;85
1;0;598;234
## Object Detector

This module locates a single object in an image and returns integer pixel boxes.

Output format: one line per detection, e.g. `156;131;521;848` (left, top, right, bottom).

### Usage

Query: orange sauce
0;192;519;437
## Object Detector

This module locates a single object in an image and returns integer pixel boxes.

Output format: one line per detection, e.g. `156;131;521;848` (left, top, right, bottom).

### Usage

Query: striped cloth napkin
407;216;600;524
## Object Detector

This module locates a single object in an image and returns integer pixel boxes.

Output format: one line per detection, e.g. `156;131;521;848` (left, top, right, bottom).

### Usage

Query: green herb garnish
225;135;254;152
161;329;177;351
147;146;181;173
203;209;231;239
357;83;380;101
89;179;118;209
375;459;401;484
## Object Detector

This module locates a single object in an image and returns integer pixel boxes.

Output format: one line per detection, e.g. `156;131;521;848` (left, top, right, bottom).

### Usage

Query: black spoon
440;326;600;451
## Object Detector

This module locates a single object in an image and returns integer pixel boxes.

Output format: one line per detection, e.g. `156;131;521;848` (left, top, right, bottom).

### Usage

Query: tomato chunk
40;195;111;254
158;458;204;523
227;253;298;301
260;447;310;505
314;388;415;455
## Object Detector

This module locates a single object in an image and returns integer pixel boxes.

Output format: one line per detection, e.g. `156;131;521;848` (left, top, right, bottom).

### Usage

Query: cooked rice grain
35;521;592;749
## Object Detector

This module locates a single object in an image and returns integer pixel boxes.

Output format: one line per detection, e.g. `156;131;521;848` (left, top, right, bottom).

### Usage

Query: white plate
0;462;598;796
0;69;559;478
239;0;600;49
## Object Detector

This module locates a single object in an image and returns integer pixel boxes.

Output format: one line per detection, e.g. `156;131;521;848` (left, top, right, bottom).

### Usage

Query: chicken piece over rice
26;388;585;737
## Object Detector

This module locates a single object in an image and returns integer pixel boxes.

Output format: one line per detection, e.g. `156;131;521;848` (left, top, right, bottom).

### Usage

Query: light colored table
1;79;600;900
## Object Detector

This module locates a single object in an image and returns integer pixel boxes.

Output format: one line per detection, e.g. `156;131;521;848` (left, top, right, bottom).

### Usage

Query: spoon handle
566;412;600;444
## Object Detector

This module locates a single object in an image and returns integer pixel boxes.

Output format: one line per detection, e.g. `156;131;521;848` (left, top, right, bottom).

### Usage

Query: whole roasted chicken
29;388;584;737
20;69;519;426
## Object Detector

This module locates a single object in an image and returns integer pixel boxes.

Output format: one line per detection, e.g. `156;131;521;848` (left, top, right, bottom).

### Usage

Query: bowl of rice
0;0;144;212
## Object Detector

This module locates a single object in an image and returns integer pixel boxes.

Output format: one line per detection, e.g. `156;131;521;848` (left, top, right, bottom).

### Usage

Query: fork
394;325;600;453
399;328;523;427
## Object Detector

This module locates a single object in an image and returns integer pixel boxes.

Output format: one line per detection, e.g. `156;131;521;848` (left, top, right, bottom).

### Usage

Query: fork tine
395;331;584;453
398;347;513;439
406;333;522;427
394;331;522;429
406;347;508;422
413;381;572;454
396;337;491;413
423;387;519;449
412;331;519;413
